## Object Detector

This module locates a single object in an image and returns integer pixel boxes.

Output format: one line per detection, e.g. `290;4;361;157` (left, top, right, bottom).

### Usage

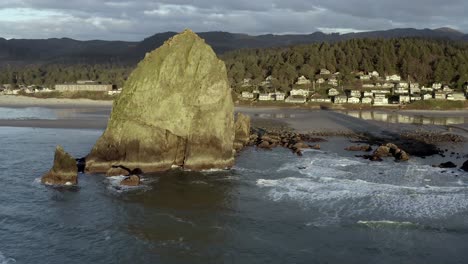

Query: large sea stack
86;30;235;173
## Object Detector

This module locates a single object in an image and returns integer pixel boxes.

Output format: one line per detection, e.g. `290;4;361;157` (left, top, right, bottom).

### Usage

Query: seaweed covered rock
233;113;251;151
86;30;235;173
41;146;77;185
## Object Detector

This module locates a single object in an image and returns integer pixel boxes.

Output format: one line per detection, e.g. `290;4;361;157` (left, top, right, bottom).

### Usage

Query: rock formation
371;143;409;161
461;160;468;172
41;146;78;185
86;30;235;173
233;113;251;151
120;175;140;186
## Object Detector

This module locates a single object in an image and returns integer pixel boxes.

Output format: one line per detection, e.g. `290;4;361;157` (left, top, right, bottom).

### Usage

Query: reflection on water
0;107;111;120
0;107;57;120
254;113;296;119
344;111;467;125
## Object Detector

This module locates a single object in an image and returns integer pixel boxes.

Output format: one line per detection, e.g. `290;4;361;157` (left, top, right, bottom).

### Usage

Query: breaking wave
0;252;16;264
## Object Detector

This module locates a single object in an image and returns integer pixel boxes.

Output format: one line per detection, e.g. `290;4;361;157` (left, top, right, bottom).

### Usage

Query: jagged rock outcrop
461;160;468;172
233;113;251;151
120;175;141;186
41;146;77;185
86;30;235;173
371;143;409;162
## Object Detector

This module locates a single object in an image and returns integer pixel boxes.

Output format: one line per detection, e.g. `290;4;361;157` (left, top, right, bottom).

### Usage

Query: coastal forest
1;38;467;92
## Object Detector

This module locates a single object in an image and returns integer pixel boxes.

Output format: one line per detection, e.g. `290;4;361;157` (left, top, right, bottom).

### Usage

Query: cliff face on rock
233;113;251;151
86;30;235;173
41;146;77;185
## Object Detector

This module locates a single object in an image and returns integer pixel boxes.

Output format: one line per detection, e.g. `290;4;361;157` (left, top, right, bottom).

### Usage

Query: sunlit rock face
42;145;77;185
86;29;235;173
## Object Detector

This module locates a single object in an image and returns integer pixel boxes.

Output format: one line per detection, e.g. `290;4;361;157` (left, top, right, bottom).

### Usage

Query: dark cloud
0;0;466;40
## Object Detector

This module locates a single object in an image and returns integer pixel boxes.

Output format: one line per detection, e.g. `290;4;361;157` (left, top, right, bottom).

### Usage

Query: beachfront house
334;95;348;104
55;83;113;92
394;87;409;94
258;93;273;101
290;88;309;97
434;92;446;100
296;76;311;85
364;91;374;97
443;86;454;93
397;82;409;88
421;86;433;92
285;96;307;103
372;90;391;95
362;97;373;104
373;95;388;105
328;88;340;96
275;92;286;101
386;74;401;82
422;94;433;100
350;90;362;98
410;96;422;101
410;86;421;95
320;69;331;75
310;98;332;103
241;91;255;99
448;93;466;101
370;71;380;77
382;83;395;88
347;97;360;104
399;95;411;104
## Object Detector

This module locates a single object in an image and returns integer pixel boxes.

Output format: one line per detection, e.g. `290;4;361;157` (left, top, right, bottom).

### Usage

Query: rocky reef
86;30;236;173
41;146;77;185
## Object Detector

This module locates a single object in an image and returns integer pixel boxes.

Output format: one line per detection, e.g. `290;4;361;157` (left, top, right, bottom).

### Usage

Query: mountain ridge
0;27;466;65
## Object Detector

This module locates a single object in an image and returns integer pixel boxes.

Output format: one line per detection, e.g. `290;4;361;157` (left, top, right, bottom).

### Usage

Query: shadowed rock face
86;30;235;173
234;113;251;151
41;146;77;185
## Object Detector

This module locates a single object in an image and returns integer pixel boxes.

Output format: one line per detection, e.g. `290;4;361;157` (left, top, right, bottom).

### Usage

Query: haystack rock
41;146;78;185
86;30;235;173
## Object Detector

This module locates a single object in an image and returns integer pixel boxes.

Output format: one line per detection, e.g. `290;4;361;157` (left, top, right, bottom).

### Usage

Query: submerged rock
370;143;409;162
233;113;251;151
86;30;235;173
41;146;77;185
434;161;457;168
345;145;372;152
120;175;140;186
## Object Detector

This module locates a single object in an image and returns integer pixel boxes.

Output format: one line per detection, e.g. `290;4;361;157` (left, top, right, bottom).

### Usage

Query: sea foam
0;252;16;264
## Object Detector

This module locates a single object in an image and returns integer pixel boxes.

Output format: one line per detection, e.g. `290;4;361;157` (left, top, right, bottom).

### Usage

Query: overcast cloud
0;0;465;40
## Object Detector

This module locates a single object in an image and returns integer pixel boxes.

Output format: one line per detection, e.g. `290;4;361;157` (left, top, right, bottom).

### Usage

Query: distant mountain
0;28;466;65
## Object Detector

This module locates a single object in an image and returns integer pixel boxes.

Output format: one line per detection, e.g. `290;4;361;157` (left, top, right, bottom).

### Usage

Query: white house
442;86;453;93
372;90;391;94
320;69;331;75
432;83;442;90
434;92;446;100
334;95;347;104
422;94;433;100
362;84;375;88
362;97;373;104
370;71;380;77
411;96;422;101
241;78;252;87
241;91;255;99
410;86;421;95
374;95;388;105
290;88;309;97
360;75;371;81
328;78;338;86
348;97;360;104
259;93;273;101
275;92;286;101
364;91;374;97
394;88;409;94
399;95;411;104
386;74;401;82
382;83;395;88
316;78;325;84
328;88;340;96
350;90;362;97
296;76;311;85
448;93;466;101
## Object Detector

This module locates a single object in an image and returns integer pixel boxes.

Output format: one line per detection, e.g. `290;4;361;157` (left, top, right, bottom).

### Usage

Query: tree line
1;38;467;92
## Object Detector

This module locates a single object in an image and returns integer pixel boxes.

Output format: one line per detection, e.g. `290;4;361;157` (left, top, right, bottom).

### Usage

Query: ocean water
1;126;468;264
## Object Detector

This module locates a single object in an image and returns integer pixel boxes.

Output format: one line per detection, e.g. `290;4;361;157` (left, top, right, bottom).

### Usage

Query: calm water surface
1;108;468;263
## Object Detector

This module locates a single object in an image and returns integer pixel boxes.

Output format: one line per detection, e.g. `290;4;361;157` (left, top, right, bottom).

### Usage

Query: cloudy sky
0;0;466;40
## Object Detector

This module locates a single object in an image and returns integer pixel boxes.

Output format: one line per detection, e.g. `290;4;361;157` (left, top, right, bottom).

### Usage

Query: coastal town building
316;78;325;84
382;83;395;88
434;92;446;100
397;82;409;88
362;97;373;104
296;76;311;85
410;86;421;94
328;88;340;96
55;82;113;92
394;87;409;94
350;90;362;97
275;92;286;101
423;94;433;100
372;90;391;95
411;96;422;101
328;78;338;86
373;95;389;105
334;95;347;104
241;91;255;99
320;69;331;75
347;97;360;104
432;83;442;90
370;71;380;77
290;88;309;97
364;91;374;97
386;74;401;82
448;93;466;101
421;86;433;92
258;93;273;101
360;75;371;81
442;86;453;93
309;98;332;103
362;84;375;88
285;96;306;103
241;78;252;87
399;95;411;104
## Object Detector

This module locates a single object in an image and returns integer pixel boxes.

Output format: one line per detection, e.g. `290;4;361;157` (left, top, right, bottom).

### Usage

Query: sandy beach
0;95;113;107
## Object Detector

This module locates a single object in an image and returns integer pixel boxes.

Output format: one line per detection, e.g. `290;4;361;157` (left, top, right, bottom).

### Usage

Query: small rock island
85;29;239;174
41;145;78;185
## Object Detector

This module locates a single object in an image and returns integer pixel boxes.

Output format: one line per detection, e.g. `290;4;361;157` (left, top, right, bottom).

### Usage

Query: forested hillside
1;38;467;92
